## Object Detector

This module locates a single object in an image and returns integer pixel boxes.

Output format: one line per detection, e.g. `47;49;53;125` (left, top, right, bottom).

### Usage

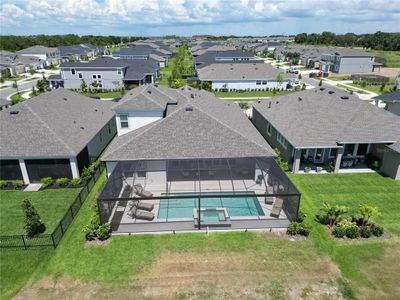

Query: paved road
0;78;40;101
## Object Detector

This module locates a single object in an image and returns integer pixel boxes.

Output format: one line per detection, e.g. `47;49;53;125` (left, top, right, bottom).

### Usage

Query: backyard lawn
214;89;294;98
1;172;400;299
367;50;400;68
81;90;126;99
347;82;395;95
0;188;81;235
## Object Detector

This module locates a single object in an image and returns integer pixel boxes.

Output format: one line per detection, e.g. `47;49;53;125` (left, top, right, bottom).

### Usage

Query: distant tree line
294;31;400;51
0;35;147;52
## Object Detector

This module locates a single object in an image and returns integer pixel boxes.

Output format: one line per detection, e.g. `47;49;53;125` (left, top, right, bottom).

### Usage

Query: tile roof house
197;63;295;91
252;87;400;179
0;88;116;184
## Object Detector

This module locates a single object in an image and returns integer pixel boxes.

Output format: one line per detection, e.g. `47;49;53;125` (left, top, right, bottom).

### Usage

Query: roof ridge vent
298;97;302;101
341;96;349;100
9;110;19;115
268;101;271;107
185;104;193;111
328;91;335;94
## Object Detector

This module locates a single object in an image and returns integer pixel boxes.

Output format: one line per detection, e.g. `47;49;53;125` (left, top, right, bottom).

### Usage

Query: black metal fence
0;164;104;250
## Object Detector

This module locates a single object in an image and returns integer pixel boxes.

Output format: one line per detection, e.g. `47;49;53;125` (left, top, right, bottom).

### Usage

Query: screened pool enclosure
98;157;301;234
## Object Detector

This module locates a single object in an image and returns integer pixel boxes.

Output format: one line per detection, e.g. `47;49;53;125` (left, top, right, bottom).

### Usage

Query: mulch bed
324;225;389;241
85;238;111;248
0;184;27;190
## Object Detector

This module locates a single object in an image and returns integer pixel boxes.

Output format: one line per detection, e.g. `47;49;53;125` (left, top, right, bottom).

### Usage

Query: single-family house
319;49;375;74
17;45;60;65
194;50;260;70
98;85;301;234
252;87;400;179
59;44;103;61
0;89;116;184
197;63;295;91
373;89;400;116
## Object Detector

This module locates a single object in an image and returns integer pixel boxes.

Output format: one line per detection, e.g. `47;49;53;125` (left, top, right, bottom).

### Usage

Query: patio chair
127;206;155;221
270;198;283;218
127;200;154;211
133;183;153;198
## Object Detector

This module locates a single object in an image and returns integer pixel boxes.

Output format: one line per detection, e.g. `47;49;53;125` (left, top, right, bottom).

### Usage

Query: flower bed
0;180;27;190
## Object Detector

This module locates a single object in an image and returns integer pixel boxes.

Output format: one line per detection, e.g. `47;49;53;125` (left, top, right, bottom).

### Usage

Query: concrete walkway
320;77;378;101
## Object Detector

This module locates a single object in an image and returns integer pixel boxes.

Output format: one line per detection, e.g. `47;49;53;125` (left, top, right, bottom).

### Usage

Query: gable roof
0;89;115;158
253;87;400;148
17;45;58;54
197;63;294;81
61;57;127;68
102;86;274;161
373;89;400;103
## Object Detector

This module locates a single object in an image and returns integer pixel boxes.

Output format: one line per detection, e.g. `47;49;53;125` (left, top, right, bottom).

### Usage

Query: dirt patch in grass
14;249;341;300
358;244;400;299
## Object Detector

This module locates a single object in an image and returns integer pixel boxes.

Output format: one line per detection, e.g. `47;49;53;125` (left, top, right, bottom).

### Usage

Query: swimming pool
157;192;265;219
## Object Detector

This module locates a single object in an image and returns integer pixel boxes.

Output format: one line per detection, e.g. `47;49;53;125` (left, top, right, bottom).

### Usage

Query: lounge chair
270;198;283;218
127;206;155;221
133;183;153;198
127;200;154;211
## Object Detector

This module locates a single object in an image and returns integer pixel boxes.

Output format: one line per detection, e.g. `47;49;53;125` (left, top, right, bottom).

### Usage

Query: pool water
201;210;226;222
157;192;265;219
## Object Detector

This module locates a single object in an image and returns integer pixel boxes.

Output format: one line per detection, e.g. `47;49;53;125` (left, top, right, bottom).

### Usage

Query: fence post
59;221;64;234
78;193;82;205
51;233;57;249
70;205;74;218
21;235;27;250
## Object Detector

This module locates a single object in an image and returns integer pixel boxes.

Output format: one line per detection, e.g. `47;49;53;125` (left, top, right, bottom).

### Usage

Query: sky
1;0;400;36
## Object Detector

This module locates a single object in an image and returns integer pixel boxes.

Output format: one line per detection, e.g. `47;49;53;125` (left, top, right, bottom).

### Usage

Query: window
97;74;102;79
71;68;76;75
329;148;338;158
266;123;272;136
119;114;129;128
78;73;82;79
262;81;267;85
256;81;262;85
97;80;103;88
108;123;111;134
117;69;122;75
344;144;355;156
136;171;147;178
92;74;96;79
356;144;368;156
277;132;288;149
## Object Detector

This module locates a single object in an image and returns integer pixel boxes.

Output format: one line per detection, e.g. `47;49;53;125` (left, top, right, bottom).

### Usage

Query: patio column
18;159;30;184
69;157;80;178
334;148;344;173
292;149;301;173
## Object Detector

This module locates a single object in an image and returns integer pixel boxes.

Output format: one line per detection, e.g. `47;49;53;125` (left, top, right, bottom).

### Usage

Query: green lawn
215;90;294;98
336;84;369;94
347;82;395;95
158;47;194;87
9;93;24;104
327;76;352;81
1;172;400;299
0;188;81;235
81;91;126;99
23;77;40;82
367;50;400;68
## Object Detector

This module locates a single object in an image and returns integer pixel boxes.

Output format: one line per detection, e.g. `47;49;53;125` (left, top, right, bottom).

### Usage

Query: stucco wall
381;148;400;180
61;67;124;90
337;57;374;74
115;110;164;136
87;118;117;159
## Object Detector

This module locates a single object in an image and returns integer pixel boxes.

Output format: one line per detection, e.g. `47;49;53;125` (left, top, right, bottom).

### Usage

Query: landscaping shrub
371;225;384;237
71;178;82;187
287;222;301;235
360;226;372;238
273;147;289;172
56;177;69;186
12;180;24;189
0;180;7;189
298;223;310;236
333;226;346;238
239;102;250;109
40;177;53;188
345;224;360;239
95;223;111;240
83;207;111;241
81;166;92;181
297;210;306;223
21;199;45;237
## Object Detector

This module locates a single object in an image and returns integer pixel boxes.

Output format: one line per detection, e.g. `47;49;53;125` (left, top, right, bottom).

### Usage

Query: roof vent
268;101;271;107
147;90;152;94
320;87;325;91
80;126;84;130
298;97;302;101
9;110;19;115
95;109;98;112
276;101;279;104
63;97;67;101
341;96;349;100
328;91;335;94
154;84;158;87
185;105;193;111
190;94;194;99
73;120;76;124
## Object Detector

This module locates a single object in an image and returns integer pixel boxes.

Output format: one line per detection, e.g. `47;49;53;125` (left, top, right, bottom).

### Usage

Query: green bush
298;223;310;236
345;225;360;239
95;223;111;240
297;210;306;223
71;178;82;187
0;180;7;189
40;177;53;188
56;177;69;186
287;222;301;235
81;166;92;181
21;199;46;237
360;226;372;238
371;225;384;237
333;226;346;238
12;180;24;189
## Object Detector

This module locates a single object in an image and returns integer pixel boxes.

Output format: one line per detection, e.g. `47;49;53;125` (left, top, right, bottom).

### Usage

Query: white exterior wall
115;110;163;136
338;57;374;74
87;118;117;158
19;53;47;60
61;68;125;90
211;80;291;91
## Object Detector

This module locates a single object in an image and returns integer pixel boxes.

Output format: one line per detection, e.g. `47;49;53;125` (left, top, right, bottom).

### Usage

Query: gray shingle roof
197;63;295;81
61;57;128;68
0;89;115;158
253;87;400;148
102;86;274;161
17;45;58;54
373;89;400;103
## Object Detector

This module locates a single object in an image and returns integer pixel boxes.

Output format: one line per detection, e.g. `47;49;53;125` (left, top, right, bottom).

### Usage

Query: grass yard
347;82;395;95
327;75;352;81
1;172;400;299
336;84;369;94
81;91;126;99
367;50;400;68
0;188;81;235
23;77;40;82
9;93;24;104
215;89;294;98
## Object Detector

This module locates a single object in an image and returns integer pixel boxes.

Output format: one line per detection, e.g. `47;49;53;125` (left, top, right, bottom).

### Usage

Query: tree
80;79;88;93
320;202;348;227
318;79;323;87
358;205;379;227
31;86;37;96
36;79;49;93
21;199;45;237
276;74;283;86
201;81;212;91
380;83;386;92
29;66;36;75
298;74;302;80
0;77;4;84
170;79;185;89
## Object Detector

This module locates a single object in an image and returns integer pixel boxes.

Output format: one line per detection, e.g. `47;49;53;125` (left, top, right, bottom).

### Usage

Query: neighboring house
17;45;60;65
252;87;400;180
373;90;400;116
194;50;260;69
197;63;295;91
0;98;10;111
0;51;45;76
49;57;160;90
396;73;400;90
98;85;300;233
59;44;103;61
0;89;116;184
112;45;170;68
319;49;375;74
